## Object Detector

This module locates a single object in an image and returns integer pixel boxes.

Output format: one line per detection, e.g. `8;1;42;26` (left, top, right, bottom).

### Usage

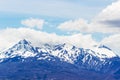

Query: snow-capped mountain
0;39;59;62
0;39;117;61
0;40;118;68
0;39;120;80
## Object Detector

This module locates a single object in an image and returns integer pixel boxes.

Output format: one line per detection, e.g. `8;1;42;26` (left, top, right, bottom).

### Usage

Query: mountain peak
98;44;112;50
0;39;37;59
18;39;31;45
7;39;35;53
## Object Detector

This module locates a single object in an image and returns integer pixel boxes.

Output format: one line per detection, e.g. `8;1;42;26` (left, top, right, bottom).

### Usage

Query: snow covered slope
0;39;119;72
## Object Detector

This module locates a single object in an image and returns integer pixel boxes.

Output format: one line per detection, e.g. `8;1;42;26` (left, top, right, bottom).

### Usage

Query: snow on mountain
0;39;37;59
0;39;119;80
87;44;116;59
0;39;118;65
50;43;81;63
89;47;116;59
50;43;117;63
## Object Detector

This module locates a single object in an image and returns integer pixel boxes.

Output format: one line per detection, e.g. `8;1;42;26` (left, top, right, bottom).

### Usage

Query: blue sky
0;0;118;41
0;0;115;26
0;0;120;55
0;0;114;19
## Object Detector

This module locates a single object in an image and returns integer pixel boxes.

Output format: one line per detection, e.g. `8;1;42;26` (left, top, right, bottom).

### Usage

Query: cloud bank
58;0;120;33
0;28;120;56
0;28;97;51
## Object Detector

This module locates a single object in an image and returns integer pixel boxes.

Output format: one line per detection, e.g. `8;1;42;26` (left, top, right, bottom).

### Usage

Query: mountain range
0;39;120;80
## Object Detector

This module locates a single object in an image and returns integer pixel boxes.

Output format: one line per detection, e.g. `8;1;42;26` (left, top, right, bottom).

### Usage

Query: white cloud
0;28;97;51
58;19;88;32
57;18;120;33
100;34;120;55
90;0;120;33
21;18;44;30
58;0;120;33
94;0;120;21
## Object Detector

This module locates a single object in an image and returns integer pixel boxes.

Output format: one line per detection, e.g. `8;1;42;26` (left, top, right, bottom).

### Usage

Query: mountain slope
0;39;120;80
